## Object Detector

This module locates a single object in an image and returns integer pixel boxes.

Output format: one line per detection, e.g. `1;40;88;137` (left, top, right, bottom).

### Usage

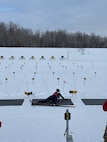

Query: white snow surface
0;47;107;142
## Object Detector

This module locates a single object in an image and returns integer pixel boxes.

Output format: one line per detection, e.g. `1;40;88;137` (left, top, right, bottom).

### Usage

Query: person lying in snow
38;89;64;104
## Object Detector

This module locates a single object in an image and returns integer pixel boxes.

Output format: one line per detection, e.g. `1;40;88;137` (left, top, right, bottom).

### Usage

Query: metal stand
64;109;73;142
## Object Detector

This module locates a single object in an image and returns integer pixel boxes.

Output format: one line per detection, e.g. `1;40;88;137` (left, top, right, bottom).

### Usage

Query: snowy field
0;47;107;142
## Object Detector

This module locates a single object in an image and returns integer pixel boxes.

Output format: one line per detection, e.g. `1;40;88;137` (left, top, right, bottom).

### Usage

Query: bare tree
0;21;107;48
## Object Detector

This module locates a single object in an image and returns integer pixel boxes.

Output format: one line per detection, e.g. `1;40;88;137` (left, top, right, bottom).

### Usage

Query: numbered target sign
64;112;71;120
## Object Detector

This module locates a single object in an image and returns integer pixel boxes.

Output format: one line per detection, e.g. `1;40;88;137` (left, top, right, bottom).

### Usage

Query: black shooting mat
0;99;24;106
32;98;73;105
81;99;107;105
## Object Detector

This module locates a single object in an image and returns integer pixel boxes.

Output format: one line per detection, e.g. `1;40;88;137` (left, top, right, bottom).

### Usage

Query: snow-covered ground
0;47;107;142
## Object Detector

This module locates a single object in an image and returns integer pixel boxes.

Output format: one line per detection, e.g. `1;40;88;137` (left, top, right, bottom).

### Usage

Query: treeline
0;22;107;48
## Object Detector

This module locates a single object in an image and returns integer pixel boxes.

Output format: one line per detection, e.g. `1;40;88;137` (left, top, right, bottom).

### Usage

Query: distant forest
0;22;107;48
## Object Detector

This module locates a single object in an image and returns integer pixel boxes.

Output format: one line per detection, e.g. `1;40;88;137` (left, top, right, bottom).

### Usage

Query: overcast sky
0;0;107;36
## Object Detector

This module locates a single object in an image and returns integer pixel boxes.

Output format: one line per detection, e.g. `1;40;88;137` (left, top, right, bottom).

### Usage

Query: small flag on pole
63;80;66;84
